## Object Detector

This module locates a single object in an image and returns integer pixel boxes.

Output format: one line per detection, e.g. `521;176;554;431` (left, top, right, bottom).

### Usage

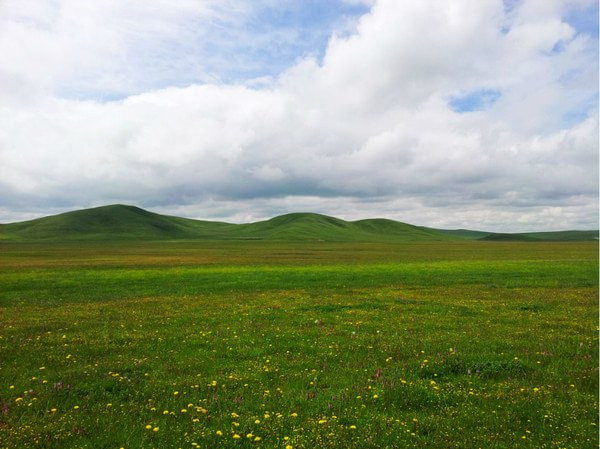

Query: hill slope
0;205;597;242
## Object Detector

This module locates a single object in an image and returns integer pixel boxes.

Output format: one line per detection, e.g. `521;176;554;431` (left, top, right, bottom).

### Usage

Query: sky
0;0;598;231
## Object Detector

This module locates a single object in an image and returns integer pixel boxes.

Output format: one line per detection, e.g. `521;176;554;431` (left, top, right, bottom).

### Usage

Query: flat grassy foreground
0;241;597;448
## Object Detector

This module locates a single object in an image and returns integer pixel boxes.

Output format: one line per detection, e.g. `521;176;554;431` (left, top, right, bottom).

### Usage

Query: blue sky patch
449;89;502;113
561;94;598;127
565;2;599;37
201;1;371;84
57;1;372;102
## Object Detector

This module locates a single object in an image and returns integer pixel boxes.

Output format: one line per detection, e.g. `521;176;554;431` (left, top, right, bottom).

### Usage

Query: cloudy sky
0;0;598;231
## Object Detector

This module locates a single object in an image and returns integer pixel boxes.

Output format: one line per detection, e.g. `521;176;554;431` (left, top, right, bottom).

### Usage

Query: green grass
0;240;597;448
0;204;596;242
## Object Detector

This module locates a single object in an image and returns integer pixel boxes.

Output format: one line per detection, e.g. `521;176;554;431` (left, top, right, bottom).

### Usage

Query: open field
0;241;598;448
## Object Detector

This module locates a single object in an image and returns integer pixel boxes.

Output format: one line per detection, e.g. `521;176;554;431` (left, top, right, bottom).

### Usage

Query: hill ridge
0;204;597;242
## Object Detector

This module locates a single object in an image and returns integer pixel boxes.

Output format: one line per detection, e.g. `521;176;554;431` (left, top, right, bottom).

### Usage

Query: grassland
0;240;597;448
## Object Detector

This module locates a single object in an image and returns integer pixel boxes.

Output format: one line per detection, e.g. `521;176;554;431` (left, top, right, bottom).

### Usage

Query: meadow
0;240;597;448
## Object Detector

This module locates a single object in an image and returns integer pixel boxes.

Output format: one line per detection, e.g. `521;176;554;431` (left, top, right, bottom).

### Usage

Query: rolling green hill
0;204;597;242
0;205;452;242
233;214;455;242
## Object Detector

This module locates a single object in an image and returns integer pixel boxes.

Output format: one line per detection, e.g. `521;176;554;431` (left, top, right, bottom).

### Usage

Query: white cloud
0;1;218;100
0;0;597;231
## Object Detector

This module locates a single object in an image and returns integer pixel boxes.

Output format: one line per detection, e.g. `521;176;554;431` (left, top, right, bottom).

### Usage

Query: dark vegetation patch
299;301;385;313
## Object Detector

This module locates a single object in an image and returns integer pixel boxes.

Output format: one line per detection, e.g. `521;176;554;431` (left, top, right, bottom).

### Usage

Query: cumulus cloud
0;0;597;231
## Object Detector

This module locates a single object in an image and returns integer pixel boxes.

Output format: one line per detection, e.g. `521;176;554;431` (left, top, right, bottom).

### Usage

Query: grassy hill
0;205;452;242
0;205;235;241
0;204;596;242
232;214;454;242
